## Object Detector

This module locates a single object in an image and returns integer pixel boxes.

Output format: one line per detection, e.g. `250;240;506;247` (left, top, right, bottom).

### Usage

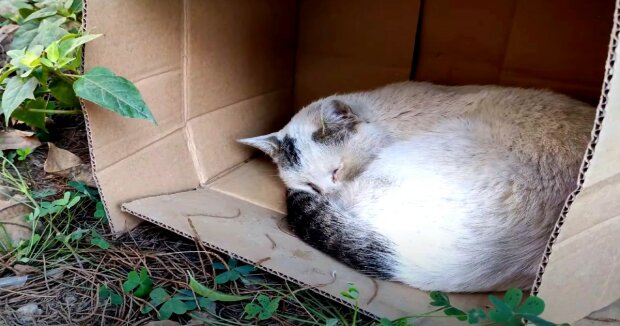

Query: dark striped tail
286;190;397;279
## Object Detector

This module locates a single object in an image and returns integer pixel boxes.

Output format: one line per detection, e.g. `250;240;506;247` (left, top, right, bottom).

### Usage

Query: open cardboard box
82;0;620;323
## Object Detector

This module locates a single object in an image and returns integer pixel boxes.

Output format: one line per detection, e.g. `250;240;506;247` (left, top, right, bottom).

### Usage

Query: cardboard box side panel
84;0;185;169
209;158;286;214
95;130;200;232
121;187;490;322
415;0;612;104
499;0;613;104
187;0;297;118
414;0;516;86
535;2;620;321
187;89;292;183
294;0;420;108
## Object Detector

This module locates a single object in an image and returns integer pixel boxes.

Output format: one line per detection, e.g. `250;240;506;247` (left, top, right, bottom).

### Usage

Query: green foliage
15;147;32;160
188;273;252;302
122;267;153;298
89;228;109;249
0;0;155;130
99;285;122;306
244;294;280;321
381;288;567;326
141;288;215;320
212;258;256;285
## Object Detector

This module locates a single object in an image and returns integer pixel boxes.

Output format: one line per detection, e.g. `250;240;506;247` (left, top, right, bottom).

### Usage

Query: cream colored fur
240;81;594;291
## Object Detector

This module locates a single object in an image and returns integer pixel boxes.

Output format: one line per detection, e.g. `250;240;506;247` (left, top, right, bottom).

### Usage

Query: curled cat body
239;81;594;292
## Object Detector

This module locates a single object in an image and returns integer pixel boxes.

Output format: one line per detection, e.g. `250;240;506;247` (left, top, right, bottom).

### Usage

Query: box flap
535;1;620;322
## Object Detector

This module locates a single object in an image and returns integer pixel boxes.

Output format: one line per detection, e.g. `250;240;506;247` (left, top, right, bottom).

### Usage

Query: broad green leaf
197;297;216;314
10;20;39;50
74;67;156;124
29;16;67;48
94;201;106;219
12;99;47;131
110;292;122;305
467;308;487;324
257;294;270;307
133;267;153;297
504;288;523;309
244;303;261;319
444;307;467;321
45;41;60;62
91;236;109;249
266;297;280;314
516;296;545;316
69;228;86;241
2;76;38;124
429;291;450;306
188;274;251;302
49;78;79;107
23;6;57;22
122;270;140;293
58;33;100;58
142;287;169;314
158;298;187;320
0;0;31;20
488;295;521;326
68;0;82;13
235;265;256;275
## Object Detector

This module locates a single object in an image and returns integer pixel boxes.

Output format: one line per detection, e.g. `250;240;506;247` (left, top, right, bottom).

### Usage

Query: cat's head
239;98;383;195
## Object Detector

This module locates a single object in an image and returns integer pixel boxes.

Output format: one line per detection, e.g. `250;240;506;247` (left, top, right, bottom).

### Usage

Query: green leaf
444;307;467;321
265;297;280;314
235;265;256;275
488;295;521;326
2;77;38;124
10;21;39;51
504;288;523;309
467;308;487;324
58;33;100;58
15;101;48;132
146;287;169;312
158;298;187;320
29;16;67;48
429;291;450;306
68;0;82;13
516;296;545;316
49;78;79;107
91;236;109;249
73;67;156;124
341;283;359;300
110;292;122;305
68;227;86;241
122;270;140;293
24;6;57;22
45;41;60;62
16;147;33;160
326;319;340;326
215;270;236;284
134;267;153;297
244;303;261;319
94;201;106;219
188;274;251;302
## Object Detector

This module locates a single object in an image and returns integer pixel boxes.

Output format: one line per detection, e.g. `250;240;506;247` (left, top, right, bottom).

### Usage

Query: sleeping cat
239;81;594;292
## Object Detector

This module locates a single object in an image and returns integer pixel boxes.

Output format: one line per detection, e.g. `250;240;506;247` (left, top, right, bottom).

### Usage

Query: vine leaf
2;76;38;124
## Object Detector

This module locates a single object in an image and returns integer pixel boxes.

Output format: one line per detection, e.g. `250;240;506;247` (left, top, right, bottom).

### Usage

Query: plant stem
28;109;82;115
50;69;77;84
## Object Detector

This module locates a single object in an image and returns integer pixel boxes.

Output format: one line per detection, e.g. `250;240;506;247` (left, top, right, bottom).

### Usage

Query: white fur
241;81;595;292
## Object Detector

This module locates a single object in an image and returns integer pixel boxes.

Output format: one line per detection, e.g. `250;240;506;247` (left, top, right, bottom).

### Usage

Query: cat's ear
238;133;280;158
320;99;359;129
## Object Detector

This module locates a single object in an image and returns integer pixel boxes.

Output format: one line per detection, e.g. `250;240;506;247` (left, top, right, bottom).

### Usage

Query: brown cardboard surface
82;0;620;321
294;0;420;108
415;0;612;104
537;11;620;320
122;185;490;322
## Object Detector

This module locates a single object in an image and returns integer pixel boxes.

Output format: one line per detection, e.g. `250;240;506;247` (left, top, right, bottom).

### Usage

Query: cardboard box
82;0;619;323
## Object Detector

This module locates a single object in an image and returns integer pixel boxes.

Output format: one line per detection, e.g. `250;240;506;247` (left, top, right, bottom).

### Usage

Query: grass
0;117;371;325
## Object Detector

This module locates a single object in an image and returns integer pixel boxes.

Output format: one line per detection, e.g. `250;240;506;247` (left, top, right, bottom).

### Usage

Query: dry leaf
66;164;96;187
44;143;82;173
13;264;40;276
0;202;32;247
0;129;41;151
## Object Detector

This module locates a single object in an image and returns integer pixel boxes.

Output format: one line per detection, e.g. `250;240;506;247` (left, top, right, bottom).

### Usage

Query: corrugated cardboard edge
531;0;620;296
79;0;120;235
120;205;385;321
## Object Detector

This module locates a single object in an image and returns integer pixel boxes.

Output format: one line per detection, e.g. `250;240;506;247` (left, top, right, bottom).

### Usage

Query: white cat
239;81;594;292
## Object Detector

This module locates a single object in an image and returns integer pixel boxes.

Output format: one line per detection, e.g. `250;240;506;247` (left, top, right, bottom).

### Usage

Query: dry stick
285;280;318;323
42;253;51;291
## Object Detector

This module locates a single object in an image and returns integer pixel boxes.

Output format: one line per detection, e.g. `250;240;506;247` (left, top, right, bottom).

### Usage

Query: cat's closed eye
332;164;343;183
307;183;322;194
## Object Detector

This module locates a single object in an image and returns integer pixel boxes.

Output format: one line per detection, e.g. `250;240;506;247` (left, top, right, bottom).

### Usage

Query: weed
0;0;155;132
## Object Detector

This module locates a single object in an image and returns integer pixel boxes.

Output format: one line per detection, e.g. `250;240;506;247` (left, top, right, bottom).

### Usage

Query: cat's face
239;99;366;195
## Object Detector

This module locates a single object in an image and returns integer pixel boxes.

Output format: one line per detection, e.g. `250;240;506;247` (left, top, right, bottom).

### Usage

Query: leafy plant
99;284;122;306
15;146;32;160
188;273;252;302
89;228;109;249
213;258;256;285
244;294;281;321
0;0;155;132
122;267;153;298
